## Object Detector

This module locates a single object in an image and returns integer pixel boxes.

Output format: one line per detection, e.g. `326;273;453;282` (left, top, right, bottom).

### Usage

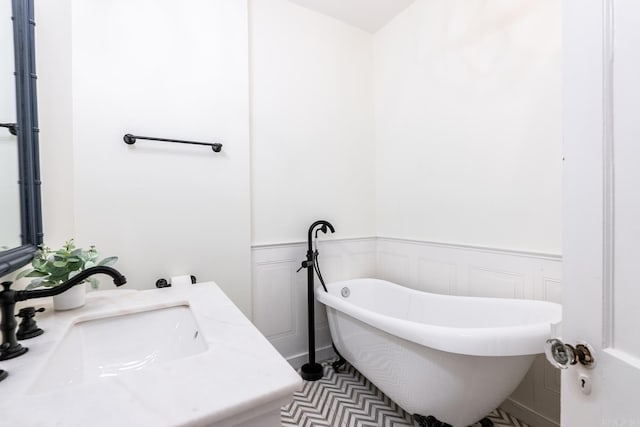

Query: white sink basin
30;305;207;394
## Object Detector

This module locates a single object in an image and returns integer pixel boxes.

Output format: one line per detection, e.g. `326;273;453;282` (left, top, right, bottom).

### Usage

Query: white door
563;0;640;425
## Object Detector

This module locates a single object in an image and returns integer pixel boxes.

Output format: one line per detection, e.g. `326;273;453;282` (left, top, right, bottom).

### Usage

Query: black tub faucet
0;266;127;362
299;220;335;381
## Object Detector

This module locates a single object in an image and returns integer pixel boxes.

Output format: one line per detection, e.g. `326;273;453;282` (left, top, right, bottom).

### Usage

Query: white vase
53;282;87;311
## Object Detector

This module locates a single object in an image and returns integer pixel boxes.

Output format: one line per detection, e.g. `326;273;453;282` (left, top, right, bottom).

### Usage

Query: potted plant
16;239;118;310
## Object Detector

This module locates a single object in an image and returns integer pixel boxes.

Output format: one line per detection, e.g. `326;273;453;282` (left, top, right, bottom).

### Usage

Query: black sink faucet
0;266;127;362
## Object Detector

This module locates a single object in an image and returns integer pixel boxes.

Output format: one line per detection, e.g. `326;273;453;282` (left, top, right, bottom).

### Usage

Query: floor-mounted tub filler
316;278;561;427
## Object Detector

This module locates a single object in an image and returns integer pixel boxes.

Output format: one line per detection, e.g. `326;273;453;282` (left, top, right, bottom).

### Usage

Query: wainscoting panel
468;267;525;299
543;277;562;303
377;251;411;284
376;237;561;301
252;238;377;367
252;236;562;427
417;258;457;295
253;260;296;339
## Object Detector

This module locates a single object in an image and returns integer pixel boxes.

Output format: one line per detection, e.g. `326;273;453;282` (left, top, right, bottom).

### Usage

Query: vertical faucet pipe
300;220;335;381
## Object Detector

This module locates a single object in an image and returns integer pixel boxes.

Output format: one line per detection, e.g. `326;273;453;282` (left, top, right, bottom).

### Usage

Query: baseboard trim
286;345;337;370
501;398;559;427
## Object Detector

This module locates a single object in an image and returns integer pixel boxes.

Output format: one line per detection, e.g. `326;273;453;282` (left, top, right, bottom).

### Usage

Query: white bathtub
316;278;561;427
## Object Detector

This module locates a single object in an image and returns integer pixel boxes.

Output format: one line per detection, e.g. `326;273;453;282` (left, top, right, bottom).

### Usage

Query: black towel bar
123;133;222;152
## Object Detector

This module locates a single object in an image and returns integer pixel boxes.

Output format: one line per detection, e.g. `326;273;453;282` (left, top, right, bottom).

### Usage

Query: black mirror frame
0;0;43;276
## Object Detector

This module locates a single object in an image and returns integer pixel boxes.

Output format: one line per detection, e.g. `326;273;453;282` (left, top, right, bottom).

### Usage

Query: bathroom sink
0;283;301;427
30;305;207;394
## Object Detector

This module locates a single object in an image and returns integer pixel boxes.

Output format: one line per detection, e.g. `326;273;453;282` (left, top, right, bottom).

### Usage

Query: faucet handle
296;260;314;272
1;281;13;291
15;307;45;340
15;306;45;318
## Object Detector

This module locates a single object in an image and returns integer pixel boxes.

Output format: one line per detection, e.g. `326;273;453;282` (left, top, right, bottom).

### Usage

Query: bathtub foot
412;414;452;427
331;355;346;372
331;343;347;372
412;414;493;427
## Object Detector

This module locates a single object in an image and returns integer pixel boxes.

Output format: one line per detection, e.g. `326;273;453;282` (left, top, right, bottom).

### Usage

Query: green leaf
55;249;70;258
84;261;96;269
25;277;46;290
16;269;34;279
33;258;47;269
47;270;67;280
33;264;50;274
48;273;70;285
67;261;82;271
70;248;83;257
49;269;69;278
53;260;68;268
98;256;118;267
25;270;49;278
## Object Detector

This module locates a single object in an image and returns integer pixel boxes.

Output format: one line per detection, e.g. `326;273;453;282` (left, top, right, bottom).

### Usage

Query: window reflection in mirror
0;1;21;251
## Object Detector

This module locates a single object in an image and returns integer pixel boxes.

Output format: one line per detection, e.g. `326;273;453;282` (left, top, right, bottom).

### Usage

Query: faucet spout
307;220;335;254
15;266;127;302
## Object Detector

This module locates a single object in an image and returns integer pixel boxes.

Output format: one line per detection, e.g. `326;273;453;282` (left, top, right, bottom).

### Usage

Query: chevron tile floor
281;359;530;427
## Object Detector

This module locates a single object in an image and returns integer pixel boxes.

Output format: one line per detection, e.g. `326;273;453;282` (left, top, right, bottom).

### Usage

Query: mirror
0;0;43;277
0;1;20;250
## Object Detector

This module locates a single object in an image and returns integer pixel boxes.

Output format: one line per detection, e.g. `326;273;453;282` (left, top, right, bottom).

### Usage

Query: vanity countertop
0;282;302;426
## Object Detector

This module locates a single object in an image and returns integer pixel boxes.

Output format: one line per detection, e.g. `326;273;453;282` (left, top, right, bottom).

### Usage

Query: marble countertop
0;282;302;426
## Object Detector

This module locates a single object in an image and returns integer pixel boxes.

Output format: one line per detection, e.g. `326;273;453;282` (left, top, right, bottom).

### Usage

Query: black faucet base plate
17;327;43;340
300;362;323;381
0;344;28;361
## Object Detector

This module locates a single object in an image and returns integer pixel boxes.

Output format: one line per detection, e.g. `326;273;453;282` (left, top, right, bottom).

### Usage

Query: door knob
545;338;596;369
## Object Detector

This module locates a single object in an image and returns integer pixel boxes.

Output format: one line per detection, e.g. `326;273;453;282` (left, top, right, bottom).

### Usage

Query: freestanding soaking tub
316;278;561;427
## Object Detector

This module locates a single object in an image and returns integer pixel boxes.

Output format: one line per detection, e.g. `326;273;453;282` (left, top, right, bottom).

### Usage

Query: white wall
34;0;252;316
36;0;75;248
35;0;378;315
70;0;252;315
250;0;376;245
374;0;562;254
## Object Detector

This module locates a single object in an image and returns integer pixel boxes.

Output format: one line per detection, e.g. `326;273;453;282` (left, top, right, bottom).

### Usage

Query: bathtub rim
316;278;561;357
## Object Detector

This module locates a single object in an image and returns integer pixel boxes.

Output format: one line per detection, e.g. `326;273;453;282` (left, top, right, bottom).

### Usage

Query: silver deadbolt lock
545;338;596;369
